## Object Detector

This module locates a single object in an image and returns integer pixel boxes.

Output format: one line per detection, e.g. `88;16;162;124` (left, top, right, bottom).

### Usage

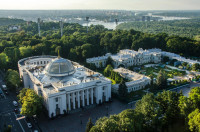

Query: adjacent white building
148;48;200;66
8;25;21;31
18;56;111;118
86;48;161;68
112;68;151;93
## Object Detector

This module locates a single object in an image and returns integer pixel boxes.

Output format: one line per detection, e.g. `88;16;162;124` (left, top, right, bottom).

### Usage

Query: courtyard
38;98;133;132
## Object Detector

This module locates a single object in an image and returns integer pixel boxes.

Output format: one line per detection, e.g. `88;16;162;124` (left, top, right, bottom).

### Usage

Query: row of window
128;85;145;92
32;60;49;65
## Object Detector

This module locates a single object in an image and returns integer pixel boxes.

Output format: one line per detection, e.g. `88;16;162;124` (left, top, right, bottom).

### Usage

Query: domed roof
44;57;75;77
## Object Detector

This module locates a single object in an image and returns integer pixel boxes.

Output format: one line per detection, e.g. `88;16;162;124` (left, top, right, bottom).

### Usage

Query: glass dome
45;57;75;76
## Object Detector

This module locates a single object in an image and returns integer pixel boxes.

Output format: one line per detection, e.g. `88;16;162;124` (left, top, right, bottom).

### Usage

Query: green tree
106;56;113;67
189;87;200;109
118;80;128;98
101;118;119;132
186;64;191;70
20;89;43;117
5;69;20;91
135;93;162;131
86;118;94;132
156;91;181;125
0;52;9;70
182;62;188;67
156;70;167;90
162;56;169;63
17;88;28;104
81;43;93;59
3;125;12;132
192;63;200;71
103;65;113;77
188;109;200;132
19;46;33;58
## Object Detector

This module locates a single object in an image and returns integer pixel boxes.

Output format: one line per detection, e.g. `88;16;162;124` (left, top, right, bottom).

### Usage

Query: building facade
86;48;161;68
112;68;151;93
18;56;111;118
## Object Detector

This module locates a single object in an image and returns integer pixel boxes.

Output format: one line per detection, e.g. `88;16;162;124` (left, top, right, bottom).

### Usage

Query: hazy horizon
1;0;200;10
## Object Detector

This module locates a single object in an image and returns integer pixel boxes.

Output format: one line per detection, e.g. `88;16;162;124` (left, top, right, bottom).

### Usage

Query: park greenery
103;65;124;84
0;18;25;26
17;88;43;117
5;69;21;91
156;70;167;90
117;19;200;38
88;87;200;132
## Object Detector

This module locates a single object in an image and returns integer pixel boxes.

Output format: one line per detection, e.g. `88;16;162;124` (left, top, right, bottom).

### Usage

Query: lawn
141;66;186;78
107;77;116;84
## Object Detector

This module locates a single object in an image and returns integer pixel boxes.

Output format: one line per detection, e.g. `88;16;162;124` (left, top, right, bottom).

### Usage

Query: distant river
82;20;124;30
151;15;190;21
82;15;190;30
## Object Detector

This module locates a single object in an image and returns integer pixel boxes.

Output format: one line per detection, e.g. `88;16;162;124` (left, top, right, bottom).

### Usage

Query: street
0;72;36;132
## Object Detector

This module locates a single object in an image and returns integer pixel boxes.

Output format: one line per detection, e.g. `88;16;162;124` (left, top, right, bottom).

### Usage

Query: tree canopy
19;88;43;117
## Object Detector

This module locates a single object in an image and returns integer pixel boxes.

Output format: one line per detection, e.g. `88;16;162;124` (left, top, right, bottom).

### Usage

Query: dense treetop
89;87;200;132
117;19;200;38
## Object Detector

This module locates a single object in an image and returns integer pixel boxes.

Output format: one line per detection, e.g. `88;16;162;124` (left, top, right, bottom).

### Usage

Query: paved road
0;72;33;132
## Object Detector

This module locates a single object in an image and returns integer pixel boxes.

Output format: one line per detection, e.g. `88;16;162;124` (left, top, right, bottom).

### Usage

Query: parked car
27;123;32;128
14;108;18;113
2;85;7;91
5;91;9;95
13;101;18;106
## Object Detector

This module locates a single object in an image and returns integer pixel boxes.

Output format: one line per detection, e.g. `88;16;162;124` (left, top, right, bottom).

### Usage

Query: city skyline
0;0;200;10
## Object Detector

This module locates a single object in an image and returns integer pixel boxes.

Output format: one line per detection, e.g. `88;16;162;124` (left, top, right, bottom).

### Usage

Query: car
13;101;18;106
2;85;7;91
27;123;32;128
14;108;18;113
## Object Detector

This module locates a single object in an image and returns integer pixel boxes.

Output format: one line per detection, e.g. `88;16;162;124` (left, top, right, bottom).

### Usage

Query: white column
82;90;85;107
99;86;103;103
95;88;99;104
72;92;75;109
91;88;93;104
77;91;80;108
87;89;89;105
106;86;109;101
67;93;71;111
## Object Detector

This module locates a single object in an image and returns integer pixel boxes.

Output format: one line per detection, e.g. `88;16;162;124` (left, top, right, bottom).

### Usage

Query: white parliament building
86;48;161;68
18;56;111;118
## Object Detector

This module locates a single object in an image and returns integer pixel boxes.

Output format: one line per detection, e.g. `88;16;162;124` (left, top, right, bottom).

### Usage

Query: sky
0;0;200;10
